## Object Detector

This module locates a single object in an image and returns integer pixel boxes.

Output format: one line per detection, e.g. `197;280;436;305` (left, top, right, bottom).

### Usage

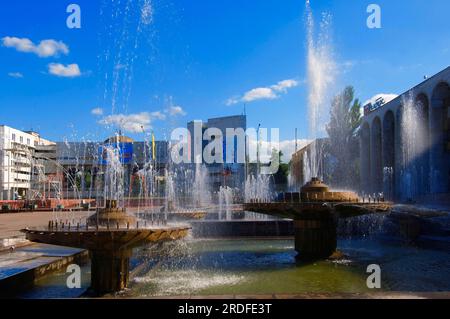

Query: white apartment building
0;125;56;200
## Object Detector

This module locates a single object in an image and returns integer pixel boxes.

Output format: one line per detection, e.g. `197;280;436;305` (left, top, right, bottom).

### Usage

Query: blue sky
1;0;449;153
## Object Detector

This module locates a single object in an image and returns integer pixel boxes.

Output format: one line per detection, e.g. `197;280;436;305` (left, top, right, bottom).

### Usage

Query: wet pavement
0;211;93;239
0;243;87;285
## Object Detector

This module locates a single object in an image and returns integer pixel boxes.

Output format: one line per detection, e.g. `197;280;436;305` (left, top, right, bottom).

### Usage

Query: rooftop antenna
243;103;247;116
295;128;298;152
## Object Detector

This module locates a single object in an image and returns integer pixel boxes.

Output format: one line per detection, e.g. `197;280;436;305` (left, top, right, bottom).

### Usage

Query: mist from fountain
102;143;125;208
287;172;297;192
400;93;429;201
338;214;390;239
135;160;157;219
192;162;212;209
164;168;175;216
383;167;395;201
305;0;336;179
219;186;234;220
244;175;272;203
302;150;313;186
98;0;155;118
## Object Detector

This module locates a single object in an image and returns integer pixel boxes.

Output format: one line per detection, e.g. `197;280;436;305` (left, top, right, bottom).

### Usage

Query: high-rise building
187;115;247;191
0;125;56;200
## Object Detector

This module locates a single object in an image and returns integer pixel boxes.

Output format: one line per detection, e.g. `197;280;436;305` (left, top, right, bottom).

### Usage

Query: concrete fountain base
21;201;190;295
87;200;136;227
21;225;190;295
90;249;132;293
293;213;337;259
245;178;392;259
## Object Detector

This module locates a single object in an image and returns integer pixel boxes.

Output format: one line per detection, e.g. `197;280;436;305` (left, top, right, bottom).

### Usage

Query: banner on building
99;143;133;165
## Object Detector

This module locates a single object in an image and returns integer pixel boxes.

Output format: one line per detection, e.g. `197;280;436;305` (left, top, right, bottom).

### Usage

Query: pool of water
13;235;450;298
127;236;450;297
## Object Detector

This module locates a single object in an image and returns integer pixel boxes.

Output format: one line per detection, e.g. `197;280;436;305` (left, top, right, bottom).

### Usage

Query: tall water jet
192;162;212;208
400;92;429;201
287;172;298;192
219;186;234;220
98;0;156;123
305;0;336;178
302;150;313;185
164;168;176;214
102;143;125;208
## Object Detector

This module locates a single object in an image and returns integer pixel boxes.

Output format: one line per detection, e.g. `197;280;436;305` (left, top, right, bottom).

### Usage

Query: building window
12;133;16;141
27;138;30;145
20;136;23;143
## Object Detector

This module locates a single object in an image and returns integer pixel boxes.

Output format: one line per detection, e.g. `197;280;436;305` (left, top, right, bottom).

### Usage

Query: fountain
399;92;430;201
244;174;272;203
305;0;336;180
155;163;210;221
192;162;212;209
219;186;234;220
245;2;392;259
245;178;391;259
21;141;190;295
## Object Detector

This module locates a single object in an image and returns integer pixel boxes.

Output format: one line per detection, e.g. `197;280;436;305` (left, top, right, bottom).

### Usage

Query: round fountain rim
300;178;360;203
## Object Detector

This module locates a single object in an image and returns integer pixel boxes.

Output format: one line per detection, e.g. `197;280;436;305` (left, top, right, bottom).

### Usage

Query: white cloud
48;63;81;78
270;79;300;93
8;72;23;78
150;111;166;120
226;97;240;106
2;36;69;58
242;87;278;103
227;79;300;105
98;111;167;133
91;108;104;116
363;93;398;107
99;113;151;133
167;106;187;117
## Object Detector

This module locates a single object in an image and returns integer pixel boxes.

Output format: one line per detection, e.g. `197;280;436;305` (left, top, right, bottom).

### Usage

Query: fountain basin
20;225;190;295
245;178;393;259
245;202;392;220
20;226;190;251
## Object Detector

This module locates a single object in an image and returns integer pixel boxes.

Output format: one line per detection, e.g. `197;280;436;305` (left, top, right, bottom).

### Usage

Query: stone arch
430;82;450;193
371;117;383;194
382;111;395;199
360;122;371;194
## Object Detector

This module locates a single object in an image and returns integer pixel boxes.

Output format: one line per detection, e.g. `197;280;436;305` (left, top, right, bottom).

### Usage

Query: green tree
270;150;289;191
326;86;362;189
